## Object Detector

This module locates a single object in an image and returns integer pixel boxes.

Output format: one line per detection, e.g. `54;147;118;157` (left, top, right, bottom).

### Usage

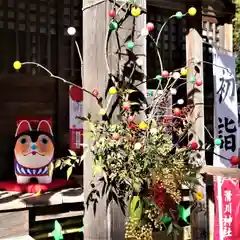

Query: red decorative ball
128;115;135;122
231;156;240;165
161;70;169;77
195;79;203;86
70;86;83;102
147;22;154;31
190;141;198;150
109;9;115;17
112;132;120;140
123;103;130;111
92;88;99;97
173;108;181;116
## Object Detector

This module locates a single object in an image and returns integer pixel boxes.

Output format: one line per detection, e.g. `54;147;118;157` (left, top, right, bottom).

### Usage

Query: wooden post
82;0;146;239
185;2;208;240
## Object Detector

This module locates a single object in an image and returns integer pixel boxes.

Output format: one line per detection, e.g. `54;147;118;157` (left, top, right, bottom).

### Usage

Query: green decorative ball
148;90;153;96
127;41;135;49
175;11;183;19
109;21;118;30
155;75;162;81
190;76;196;84
215;138;222;146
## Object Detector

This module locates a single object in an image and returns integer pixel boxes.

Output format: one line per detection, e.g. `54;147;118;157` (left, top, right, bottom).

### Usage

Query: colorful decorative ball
141;28;149;36
109;21;118;30
67;27;76;35
173;72;180;80
134;142;142;150
188;7;197;16
109;86;117;95
170;88;177;95
13;60;22;70
92;88;99;97
112;132;120;140
70;86;83;102
128;115;135;122
147;22;154;31
195;191;204;201
155;75;162;81
139;121;148;130
136;58;142;66
215;138;221;146
99;108;106;116
131;7;141;17
123;102;130;111
180;68;187;76
148;89;154;96
190;76;196;84
127;41;135;49
175;11;183;19
109;9;115;17
173;108;181;116
177;99;184;105
190;141;198;150
195;79;203;86
161;70;169;77
231;156;240;165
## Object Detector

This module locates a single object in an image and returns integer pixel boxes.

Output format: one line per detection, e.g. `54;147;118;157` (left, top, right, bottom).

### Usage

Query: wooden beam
185;2;208;240
0;210;29;239
82;0;146;239
82;0;111;239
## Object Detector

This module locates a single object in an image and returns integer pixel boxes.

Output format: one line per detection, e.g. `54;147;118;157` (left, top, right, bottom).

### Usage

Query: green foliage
234;0;240;52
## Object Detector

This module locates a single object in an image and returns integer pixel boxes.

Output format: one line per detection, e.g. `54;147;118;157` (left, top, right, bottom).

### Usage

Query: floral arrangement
12;1;226;239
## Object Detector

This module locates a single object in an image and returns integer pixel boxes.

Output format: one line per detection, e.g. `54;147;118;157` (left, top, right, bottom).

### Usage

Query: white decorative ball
67;27;76;36
170;88;177;95
136;58;143;66
177;99;184;105
173;72;180;80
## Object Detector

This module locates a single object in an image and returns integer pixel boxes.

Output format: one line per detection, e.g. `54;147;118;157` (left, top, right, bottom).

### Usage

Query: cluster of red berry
152;183;166;209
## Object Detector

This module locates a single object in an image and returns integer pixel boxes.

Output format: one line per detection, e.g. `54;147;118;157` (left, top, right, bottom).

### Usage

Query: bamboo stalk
34;227;83;239
31;218;82;232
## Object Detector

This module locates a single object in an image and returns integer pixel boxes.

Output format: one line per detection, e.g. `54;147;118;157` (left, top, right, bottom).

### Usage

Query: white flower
134;142;142;150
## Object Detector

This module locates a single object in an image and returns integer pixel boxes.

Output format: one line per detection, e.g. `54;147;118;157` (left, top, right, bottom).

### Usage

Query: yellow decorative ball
139;121;148;130
99;108;106;116
195;191;204;201
13;61;22;70
188;7;197;16
180;68;188;76
131;7;141;17
109;86;117;95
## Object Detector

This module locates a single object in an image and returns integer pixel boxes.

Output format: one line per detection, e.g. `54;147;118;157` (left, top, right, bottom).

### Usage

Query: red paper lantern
70;86;83;102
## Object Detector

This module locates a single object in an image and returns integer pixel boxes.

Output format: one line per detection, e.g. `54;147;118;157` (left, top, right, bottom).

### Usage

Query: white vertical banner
213;50;238;167
213;49;238;240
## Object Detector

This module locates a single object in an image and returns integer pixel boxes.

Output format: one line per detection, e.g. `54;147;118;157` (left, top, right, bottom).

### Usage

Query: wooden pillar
185;2;208;240
82;0;146;239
